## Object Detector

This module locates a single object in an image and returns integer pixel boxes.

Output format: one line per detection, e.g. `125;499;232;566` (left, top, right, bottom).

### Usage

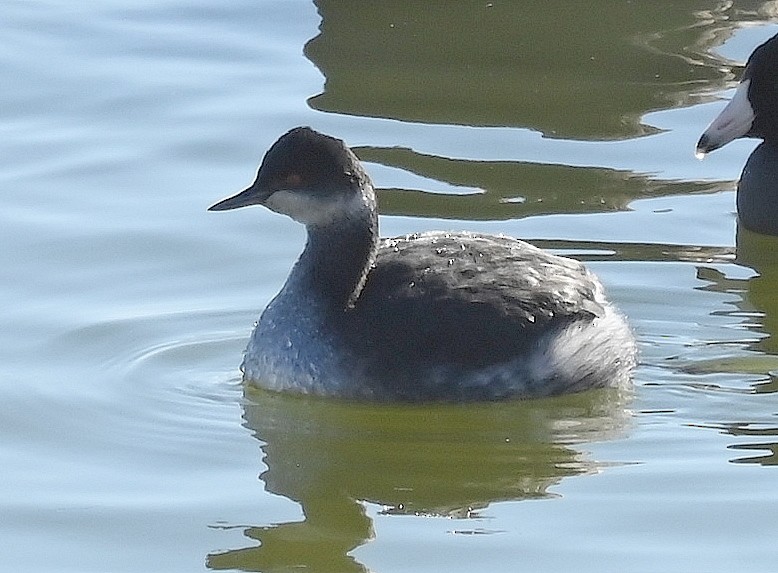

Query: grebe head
208;127;373;226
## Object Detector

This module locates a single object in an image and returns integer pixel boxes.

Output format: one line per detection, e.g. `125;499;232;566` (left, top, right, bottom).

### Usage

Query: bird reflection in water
206;386;630;572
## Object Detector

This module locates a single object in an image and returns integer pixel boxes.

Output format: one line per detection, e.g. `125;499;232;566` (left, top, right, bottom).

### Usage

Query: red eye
283;173;303;187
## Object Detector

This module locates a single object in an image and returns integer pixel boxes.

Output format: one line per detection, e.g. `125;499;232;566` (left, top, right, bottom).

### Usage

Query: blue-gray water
3;1;778;571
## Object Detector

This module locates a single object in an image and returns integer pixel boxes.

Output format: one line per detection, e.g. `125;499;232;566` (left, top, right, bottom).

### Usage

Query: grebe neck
288;207;378;310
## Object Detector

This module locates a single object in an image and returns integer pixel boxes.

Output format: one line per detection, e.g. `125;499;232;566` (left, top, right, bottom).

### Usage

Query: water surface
3;1;778;571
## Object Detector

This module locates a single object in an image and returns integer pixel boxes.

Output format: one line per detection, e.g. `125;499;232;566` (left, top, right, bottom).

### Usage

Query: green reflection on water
207;387;630;571
305;0;769;140
298;0;771;220
355;145;729;220
737;227;778;358
667;225;778;389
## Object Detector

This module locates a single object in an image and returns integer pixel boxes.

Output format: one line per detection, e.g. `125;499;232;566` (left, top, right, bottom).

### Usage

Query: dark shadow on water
206;388;630;572
726;423;778;466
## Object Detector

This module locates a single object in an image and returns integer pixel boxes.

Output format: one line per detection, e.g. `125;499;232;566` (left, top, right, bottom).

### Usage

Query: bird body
210;127;636;401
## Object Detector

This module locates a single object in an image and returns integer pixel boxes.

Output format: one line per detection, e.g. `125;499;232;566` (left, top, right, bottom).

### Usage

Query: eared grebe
209;127;636;401
697;33;778;235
